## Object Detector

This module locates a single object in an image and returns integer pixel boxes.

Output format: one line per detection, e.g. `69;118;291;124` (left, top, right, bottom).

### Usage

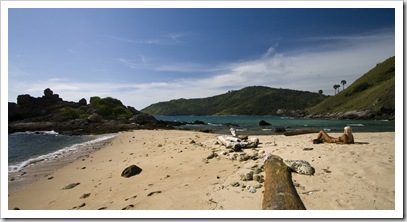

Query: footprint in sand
122;204;134;210
147;191;162;196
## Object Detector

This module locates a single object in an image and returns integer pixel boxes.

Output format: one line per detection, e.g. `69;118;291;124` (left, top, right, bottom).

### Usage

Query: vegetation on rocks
8;89;174;134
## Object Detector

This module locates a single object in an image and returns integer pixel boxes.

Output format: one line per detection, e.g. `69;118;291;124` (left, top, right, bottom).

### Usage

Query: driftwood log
217;136;259;150
283;128;316;136
262;154;306;210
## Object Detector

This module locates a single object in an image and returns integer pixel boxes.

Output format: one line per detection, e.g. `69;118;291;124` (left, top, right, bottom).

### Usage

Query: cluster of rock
8;88;181;135
305;109;394;120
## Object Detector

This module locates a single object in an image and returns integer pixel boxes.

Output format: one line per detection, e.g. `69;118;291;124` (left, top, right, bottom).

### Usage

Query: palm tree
341;80;347;90
333;85;339;95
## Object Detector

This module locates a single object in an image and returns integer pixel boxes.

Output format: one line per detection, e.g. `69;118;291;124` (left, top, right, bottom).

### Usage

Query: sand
7;129;396;214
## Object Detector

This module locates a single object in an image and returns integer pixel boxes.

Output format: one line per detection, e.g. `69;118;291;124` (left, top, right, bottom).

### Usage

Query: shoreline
8;135;116;194
7;129;395;212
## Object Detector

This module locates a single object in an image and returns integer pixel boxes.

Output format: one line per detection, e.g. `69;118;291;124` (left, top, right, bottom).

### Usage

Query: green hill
141;86;327;116
306;56;395;119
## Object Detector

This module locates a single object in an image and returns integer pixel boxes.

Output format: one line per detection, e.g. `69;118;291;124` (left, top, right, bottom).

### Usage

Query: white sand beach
7;129;395;213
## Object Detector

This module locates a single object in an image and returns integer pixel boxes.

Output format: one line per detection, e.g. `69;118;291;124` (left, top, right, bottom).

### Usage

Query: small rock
303;147;314;151
247;186;256;193
158;144;163;147
206;152;218;159
240;171;254;181
253;167;262;174
230;181;240;187
253;174;260;182
239;155;250;162
62;182;80;190
80;193;91;199
323;169;332;173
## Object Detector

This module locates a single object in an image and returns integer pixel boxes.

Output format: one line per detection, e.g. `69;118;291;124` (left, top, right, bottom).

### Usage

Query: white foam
348;124;364;127
11;130;59;136
8;134;117;173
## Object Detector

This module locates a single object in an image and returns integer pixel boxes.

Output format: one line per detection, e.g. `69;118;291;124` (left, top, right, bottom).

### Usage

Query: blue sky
7;6;396;110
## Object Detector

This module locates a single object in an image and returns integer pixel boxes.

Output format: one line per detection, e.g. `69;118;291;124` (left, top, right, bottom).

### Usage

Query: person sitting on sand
314;126;354;144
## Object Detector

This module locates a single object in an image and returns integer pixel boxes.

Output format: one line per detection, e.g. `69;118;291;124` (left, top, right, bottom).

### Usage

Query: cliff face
8;88;171;135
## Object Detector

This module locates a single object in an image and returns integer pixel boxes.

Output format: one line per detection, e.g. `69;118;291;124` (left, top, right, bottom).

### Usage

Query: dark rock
259;120;271;126
193;120;205;125
199;129;213;133
62;182;80;190
129;113;157;125
206;152;218;159
80;193;91;199
121;165;142;178
274;127;286;133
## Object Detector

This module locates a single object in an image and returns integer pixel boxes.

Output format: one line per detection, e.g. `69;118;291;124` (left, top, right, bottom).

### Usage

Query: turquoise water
156;116;395;135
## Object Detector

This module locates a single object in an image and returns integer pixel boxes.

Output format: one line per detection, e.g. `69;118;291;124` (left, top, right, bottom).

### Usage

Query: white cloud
9;30;395;110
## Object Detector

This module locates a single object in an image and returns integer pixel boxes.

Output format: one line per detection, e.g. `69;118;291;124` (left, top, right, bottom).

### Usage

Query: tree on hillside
333;84;340;95
318;89;323;96
341;80;347;90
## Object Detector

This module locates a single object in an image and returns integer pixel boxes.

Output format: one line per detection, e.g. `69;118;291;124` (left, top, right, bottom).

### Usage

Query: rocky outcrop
306;109;394;120
8;88;178;135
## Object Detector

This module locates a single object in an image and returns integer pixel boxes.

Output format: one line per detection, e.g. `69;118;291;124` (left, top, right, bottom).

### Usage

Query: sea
7;116;394;174
8;131;117;173
156;115;395;135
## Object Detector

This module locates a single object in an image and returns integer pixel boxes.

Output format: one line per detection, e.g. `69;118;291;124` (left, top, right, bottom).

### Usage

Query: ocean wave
348;124;364;127
208;123;223;127
236;128;247;132
11;130;59;136
8;134;117;173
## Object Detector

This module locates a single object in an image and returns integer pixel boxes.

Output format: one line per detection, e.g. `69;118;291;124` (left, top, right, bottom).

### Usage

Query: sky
7;6;396;110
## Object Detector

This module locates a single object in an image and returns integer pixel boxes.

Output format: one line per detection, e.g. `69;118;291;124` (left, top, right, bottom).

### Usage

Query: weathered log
229;128;248;140
283;128;316;136
262;154;306;210
217;136;259;150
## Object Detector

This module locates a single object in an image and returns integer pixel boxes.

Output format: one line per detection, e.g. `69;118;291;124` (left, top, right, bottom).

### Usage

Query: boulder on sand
121;165;142;178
